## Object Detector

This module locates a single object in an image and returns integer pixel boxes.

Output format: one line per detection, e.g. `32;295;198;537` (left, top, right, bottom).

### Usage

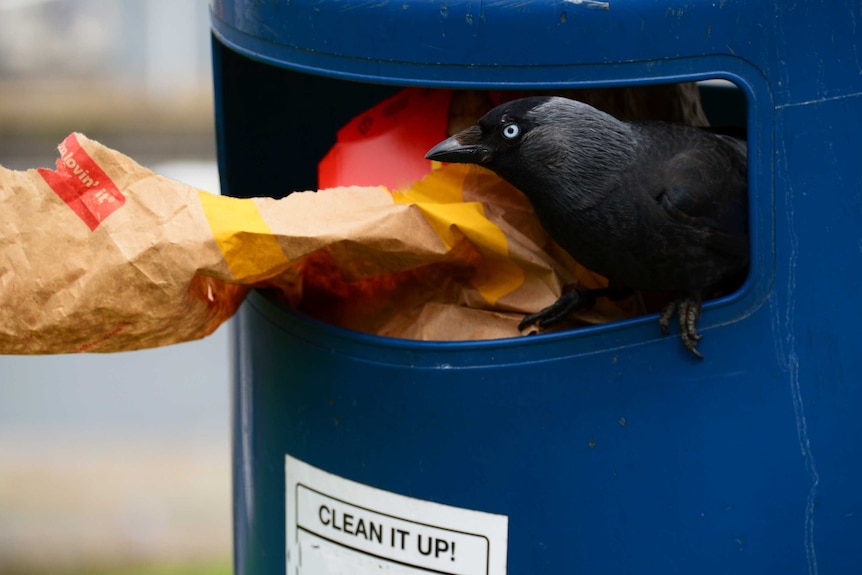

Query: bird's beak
425;125;488;164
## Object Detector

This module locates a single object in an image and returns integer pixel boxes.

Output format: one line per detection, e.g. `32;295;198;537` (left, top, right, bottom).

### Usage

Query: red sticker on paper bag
38;134;125;230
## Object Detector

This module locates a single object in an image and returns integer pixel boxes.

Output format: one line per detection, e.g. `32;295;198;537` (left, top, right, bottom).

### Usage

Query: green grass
3;559;232;575
107;561;232;575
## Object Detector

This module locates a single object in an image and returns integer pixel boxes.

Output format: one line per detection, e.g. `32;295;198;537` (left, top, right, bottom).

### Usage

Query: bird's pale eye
502;123;520;139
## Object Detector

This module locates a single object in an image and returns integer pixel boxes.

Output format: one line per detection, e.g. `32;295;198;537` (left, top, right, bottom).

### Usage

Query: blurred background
0;1;231;574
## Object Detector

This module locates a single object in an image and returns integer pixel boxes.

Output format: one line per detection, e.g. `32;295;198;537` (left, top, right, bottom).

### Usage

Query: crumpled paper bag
1;132;631;354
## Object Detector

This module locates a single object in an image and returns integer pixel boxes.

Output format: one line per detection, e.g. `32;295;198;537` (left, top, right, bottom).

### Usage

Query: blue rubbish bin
210;1;862;573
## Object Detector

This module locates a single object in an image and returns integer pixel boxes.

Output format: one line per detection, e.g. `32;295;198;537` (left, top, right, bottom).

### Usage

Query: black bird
425;96;748;358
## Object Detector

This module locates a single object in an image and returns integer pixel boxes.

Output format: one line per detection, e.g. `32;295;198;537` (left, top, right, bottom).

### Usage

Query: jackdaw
426;96;748;358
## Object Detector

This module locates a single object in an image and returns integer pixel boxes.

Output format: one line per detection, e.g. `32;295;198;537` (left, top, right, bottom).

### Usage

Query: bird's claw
658;297;704;359
519;289;596;332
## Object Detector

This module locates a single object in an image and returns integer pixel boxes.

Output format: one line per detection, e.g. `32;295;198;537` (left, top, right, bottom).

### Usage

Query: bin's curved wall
212;1;862;573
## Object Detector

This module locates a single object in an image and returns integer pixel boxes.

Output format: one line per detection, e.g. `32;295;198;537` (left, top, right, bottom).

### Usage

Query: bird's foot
519;288;597;332
658;297;704;359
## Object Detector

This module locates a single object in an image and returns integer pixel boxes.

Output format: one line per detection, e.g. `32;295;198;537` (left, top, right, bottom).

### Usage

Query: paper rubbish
0;130;637;354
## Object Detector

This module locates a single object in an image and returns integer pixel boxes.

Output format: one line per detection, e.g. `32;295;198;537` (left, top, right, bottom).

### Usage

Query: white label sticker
286;455;508;575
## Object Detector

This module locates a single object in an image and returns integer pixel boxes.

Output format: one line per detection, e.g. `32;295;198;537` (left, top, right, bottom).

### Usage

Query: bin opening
215;42;749;350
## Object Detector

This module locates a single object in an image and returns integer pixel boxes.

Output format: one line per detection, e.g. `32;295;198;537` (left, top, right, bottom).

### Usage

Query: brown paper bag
1;132;635;354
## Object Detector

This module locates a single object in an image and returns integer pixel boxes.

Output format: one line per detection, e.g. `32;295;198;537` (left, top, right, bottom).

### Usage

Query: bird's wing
651;138;749;259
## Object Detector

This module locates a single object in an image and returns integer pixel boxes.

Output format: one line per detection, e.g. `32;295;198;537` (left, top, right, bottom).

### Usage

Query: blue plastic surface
211;1;862;573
